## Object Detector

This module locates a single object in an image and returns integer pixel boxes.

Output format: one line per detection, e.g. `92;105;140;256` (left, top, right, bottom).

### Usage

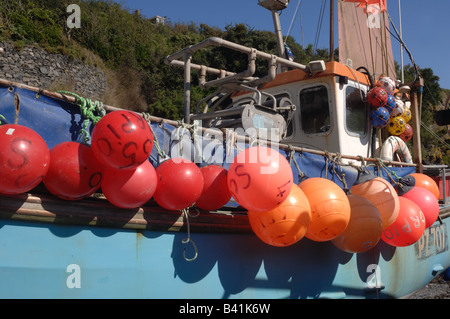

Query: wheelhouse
244;61;374;158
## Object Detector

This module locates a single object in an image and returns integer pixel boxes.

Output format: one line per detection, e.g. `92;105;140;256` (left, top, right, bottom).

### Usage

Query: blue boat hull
0;215;448;299
0;79;449;299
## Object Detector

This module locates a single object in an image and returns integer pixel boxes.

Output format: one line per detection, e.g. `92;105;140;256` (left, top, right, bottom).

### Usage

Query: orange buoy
381;197;425;247
227;146;293;212
332;194;382;253
408;173;440;200
350;173;399;229
248;184;311;247
298;178;351;242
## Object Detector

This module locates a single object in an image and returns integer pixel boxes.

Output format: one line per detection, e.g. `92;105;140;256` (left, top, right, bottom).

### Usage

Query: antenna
258;0;290;70
257;0;289;11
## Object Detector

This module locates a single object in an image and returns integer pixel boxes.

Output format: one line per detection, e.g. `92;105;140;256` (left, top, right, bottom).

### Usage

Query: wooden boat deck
1;188;449;235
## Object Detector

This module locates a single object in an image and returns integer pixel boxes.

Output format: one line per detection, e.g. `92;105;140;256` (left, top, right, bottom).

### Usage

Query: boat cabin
166;38;378;161
236;61;374;159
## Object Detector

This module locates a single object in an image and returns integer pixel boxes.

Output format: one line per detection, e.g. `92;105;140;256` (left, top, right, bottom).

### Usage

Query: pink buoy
381;197;425;247
227;146;293;212
399;186;439;229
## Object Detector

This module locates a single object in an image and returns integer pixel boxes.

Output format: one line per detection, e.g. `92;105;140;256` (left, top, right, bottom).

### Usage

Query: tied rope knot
376;158;402;187
142;113;168;161
57;91;106;142
175;120;204;163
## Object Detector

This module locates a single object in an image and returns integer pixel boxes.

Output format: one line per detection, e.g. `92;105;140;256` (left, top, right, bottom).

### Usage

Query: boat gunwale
1;191;449;233
0;192;252;233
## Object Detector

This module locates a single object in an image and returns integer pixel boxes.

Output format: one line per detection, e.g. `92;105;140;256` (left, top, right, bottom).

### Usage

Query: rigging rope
313;0;327;54
284;0;303;44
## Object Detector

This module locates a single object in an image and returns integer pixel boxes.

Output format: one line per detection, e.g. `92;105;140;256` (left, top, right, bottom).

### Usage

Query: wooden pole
410;83;423;173
330;0;335;61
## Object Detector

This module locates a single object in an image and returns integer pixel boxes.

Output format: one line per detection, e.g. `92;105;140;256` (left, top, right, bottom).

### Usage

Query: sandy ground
408;273;450;299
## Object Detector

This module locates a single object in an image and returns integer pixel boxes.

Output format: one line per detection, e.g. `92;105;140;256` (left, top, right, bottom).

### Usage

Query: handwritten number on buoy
234;164;251;189
98;113;152;168
121;113;137;133
277;180;291;199
8;138;41;189
229;164;251;203
107;124;121;140
126;111;146;130
8;138;31;169
121;142;138;169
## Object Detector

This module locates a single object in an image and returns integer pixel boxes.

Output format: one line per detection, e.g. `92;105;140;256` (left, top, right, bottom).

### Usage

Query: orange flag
344;0;387;13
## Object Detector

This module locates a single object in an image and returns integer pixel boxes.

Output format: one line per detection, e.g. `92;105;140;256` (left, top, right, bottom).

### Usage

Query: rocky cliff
0;41;107;101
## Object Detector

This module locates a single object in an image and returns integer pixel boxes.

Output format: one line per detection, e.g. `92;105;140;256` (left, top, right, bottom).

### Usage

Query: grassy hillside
0;0;330;119
1;0;449;164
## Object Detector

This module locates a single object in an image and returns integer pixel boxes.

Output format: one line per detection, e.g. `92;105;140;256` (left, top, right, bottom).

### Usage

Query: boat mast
398;0;404;82
272;11;286;61
329;0;335;61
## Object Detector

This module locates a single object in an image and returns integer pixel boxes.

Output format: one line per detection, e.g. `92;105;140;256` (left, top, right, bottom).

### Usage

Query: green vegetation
0;0;449;164
399;64;450;164
0;0;330;117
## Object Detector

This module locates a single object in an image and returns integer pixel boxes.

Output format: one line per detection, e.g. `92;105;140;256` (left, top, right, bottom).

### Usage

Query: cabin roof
260;61;372;90
232;61;371;99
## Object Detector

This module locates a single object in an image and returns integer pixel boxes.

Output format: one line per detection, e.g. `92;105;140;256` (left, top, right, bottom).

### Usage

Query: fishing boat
0;0;448;300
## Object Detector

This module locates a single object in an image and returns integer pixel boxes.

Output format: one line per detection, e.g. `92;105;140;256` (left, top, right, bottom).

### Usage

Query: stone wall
0;41;107;100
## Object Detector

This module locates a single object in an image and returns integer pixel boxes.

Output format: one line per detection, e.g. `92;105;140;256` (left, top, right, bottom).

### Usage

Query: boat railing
164;36;325;123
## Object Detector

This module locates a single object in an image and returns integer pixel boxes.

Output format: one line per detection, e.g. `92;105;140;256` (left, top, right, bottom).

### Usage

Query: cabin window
299;85;330;134
345;86;367;135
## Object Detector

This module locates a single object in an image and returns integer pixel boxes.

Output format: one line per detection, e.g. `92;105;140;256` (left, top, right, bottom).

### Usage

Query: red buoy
102;160;157;209
153;158;204;211
195;165;231;211
399;186;439;229
367;87;388;108
44;142;103;200
0;124;50;195
91;111;153;170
